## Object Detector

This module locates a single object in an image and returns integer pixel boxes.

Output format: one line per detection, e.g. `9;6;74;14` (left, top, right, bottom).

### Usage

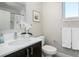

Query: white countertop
0;37;42;57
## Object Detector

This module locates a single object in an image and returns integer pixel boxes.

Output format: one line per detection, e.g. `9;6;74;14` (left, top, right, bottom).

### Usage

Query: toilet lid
42;45;57;55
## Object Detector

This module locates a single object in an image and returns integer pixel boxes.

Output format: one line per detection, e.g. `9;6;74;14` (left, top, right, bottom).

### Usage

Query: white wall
42;2;62;44
26;2;43;36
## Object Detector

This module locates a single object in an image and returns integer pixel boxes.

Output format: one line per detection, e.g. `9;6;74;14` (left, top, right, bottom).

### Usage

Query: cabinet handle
27;48;29;57
31;47;33;55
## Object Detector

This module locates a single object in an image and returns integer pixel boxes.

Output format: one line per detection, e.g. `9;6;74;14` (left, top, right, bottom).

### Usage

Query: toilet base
42;52;56;57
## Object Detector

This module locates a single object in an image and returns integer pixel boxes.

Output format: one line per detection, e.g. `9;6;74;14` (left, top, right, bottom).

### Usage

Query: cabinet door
30;41;42;57
72;28;79;50
5;48;26;57
25;47;30;57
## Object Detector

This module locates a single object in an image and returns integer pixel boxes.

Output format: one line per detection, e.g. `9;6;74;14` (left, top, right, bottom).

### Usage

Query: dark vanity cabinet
29;41;42;57
5;41;42;57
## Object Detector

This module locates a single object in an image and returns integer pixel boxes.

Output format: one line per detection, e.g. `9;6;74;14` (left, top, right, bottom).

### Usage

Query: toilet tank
36;36;45;46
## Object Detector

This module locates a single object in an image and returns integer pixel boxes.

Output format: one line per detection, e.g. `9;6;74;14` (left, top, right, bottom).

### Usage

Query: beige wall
26;2;43;36
42;2;62;44
42;2;79;56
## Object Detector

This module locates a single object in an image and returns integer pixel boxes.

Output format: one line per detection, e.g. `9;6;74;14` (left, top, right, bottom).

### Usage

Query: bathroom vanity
0;37;42;57
5;41;41;57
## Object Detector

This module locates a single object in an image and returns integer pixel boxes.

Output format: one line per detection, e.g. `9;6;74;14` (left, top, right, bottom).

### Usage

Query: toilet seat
42;45;57;55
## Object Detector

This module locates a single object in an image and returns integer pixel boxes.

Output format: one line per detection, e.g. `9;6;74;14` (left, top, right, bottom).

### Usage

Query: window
64;2;79;20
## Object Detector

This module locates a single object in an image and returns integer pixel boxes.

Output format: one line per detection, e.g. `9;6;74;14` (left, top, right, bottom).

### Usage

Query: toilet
37;36;57;57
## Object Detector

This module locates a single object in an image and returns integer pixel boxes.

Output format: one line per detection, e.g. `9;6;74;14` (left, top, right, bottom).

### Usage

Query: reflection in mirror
10;13;15;29
0;2;26;31
0;2;26;44
0;9;25;31
14;14;25;32
0;10;10;32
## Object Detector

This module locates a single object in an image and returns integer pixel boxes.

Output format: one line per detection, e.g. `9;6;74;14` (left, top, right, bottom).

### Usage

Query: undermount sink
8;37;40;46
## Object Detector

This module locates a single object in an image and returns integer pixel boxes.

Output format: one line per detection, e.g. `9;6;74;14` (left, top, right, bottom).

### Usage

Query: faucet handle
28;32;32;36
